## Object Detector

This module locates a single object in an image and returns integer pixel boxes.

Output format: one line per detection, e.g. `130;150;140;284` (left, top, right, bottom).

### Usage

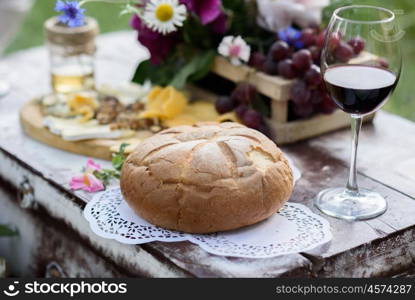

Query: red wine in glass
324;65;398;115
315;5;402;221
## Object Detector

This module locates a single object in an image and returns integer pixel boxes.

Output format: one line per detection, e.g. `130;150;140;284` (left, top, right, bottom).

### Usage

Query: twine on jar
44;17;99;56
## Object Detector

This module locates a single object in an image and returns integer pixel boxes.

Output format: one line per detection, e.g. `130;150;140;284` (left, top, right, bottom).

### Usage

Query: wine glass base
315;187;387;221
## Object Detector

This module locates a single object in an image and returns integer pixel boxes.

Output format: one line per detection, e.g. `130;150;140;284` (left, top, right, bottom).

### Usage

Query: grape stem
346;116;363;193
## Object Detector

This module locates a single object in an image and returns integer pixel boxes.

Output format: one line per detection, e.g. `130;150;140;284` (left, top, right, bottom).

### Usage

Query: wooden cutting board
19;100;153;160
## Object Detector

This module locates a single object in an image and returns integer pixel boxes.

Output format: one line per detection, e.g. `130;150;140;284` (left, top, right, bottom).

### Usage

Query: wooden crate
211;55;376;144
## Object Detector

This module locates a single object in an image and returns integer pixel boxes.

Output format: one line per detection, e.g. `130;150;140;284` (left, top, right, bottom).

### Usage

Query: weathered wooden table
0;32;414;278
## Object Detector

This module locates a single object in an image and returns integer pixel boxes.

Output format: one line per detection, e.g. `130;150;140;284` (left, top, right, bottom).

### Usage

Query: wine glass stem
346;116;363;193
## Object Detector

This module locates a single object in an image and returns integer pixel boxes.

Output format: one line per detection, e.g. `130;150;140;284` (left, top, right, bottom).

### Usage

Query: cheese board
19;99;153;160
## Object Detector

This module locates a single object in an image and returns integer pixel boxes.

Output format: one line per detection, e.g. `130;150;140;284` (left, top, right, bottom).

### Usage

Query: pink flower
130;14;178;64
70;159;104;193
85;158;101;172
70;173;104;193
180;0;222;25
218;36;251;66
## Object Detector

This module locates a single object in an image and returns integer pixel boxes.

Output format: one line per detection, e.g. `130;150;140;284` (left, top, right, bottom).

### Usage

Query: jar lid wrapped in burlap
44;17;99;56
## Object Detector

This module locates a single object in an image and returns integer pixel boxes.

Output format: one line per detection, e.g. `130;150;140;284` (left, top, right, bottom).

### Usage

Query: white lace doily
84;187;332;258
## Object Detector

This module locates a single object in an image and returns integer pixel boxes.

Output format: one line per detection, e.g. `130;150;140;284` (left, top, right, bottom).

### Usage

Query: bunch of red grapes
214;26;367;135
249;27;366;118
215;82;272;137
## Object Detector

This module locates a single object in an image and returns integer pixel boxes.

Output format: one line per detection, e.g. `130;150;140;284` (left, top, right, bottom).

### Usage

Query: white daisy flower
143;0;187;35
218;36;251;66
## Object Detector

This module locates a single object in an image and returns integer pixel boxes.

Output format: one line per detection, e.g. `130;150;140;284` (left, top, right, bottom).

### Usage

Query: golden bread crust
120;122;294;233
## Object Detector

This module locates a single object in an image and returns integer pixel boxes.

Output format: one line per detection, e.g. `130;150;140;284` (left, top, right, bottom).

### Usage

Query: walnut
96;96;124;124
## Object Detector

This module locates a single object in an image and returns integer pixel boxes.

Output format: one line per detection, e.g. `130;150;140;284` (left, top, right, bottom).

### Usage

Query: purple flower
278;26;304;49
211;12;227;34
55;0;85;27
130;15;178;65
180;0;221;25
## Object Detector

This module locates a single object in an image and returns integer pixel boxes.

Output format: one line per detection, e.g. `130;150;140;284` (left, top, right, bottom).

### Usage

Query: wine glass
315;5;402;220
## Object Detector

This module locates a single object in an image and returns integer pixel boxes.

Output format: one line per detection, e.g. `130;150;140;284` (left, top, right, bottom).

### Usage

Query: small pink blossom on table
218;36;251;66
70;159;104;193
85;158;101;172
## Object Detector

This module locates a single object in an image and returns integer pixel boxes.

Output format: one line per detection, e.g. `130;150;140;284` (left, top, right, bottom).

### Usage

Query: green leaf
189;51;216;82
181;17;217;50
0;225;18;237
111;143;130;171
169;51;215;89
132;60;161;85
112;156;124;171
118;143;129;155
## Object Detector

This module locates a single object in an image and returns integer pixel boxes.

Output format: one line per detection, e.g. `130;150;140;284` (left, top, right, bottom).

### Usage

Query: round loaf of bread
120;122;294;233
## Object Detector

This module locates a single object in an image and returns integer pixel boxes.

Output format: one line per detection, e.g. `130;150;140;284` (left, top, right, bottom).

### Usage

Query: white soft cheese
97;81;151;105
43;116;132;141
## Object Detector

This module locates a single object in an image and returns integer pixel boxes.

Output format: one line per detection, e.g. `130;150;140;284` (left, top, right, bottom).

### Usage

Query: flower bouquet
45;0;378;145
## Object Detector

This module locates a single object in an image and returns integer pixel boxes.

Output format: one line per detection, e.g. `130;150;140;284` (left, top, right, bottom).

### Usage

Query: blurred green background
4;0;415;121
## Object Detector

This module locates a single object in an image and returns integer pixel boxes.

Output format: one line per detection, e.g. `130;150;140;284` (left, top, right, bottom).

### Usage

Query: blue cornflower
278;26;304;49
55;1;85;27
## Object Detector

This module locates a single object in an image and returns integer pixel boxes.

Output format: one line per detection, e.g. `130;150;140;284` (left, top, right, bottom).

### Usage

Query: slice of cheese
43;116;134;141
61;127;127;141
163;101;240;127
68;94;99;122
97;81;151;105
140;86;188;120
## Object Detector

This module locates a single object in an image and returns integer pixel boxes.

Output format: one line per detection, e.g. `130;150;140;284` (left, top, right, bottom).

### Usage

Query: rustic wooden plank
271;100;288;123
147;242;312;278
282;141;415;277
212;56;292;101
270;110;375;144
0;150;190;277
0;184;131;277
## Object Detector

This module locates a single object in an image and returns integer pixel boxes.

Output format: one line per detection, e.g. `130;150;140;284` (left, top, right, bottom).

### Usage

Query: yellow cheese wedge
68;94;99;122
161;87;187;118
140;86;188;120
163;101;241;127
141;86;241;127
146;86;164;104
186;101;218;121
163;114;198;127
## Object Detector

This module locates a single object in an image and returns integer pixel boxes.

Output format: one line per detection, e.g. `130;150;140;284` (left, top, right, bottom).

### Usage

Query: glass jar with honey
44;17;99;94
